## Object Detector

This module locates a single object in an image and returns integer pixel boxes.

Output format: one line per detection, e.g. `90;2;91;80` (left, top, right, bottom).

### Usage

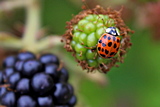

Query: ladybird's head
105;27;120;36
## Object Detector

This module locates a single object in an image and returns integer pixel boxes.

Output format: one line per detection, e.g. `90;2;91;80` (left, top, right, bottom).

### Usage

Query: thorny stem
22;0;40;52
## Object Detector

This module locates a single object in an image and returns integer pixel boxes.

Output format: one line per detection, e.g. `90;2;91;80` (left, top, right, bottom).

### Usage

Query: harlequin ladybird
97;27;120;58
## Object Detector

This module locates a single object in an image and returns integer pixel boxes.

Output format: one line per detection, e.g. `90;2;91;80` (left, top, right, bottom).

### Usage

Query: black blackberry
0;51;77;107
22;59;42;77
53;82;73;104
16;78;30;94
0;71;4;84
31;72;54;96
1;91;16;107
3;68;16;80
17;51;36;61
7;72;21;89
37;96;54;107
39;53;59;65
67;95;77;107
3;56;17;68
0;87;7;98
17;95;37;107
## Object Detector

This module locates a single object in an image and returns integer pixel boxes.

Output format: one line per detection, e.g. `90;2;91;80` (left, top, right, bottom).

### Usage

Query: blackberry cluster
0;52;77;107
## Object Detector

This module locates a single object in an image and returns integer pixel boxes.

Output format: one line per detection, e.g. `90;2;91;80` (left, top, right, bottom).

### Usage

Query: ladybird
97;27;120;58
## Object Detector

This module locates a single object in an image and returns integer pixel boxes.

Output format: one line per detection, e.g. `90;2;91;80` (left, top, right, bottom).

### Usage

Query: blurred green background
1;0;160;107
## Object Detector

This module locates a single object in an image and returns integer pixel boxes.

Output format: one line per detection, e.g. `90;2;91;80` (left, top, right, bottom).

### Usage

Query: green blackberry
62;5;133;73
0;51;77;107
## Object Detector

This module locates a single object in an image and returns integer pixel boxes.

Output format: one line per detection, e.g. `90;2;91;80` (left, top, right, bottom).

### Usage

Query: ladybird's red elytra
97;27;120;58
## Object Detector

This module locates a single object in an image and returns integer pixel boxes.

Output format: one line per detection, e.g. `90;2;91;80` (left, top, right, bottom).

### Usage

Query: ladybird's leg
93;52;98;59
98;63;109;73
119;48;126;53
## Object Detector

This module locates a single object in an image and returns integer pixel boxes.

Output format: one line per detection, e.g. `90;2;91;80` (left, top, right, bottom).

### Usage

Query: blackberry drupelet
0;51;77;107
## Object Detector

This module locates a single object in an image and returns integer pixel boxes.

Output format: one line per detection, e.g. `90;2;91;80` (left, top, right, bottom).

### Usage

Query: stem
0;33;22;50
35;36;62;53
22;0;40;52
0;0;28;11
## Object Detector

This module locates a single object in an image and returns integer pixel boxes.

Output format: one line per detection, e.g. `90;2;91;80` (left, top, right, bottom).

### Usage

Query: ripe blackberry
3;68;16;80
17;95;37;107
14;60;25;72
53;82;73;104
44;63;59;82
31;72;54;96
16;78;30;94
0;87;7;98
3;56;17;68
58;67;69;83
67;95;77;107
37;96;54;107
0;71;4;84
39;53;59;65
17;51;36;61
7;72;21;89
1;91;16;107
0;51;77;107
22;59;42;77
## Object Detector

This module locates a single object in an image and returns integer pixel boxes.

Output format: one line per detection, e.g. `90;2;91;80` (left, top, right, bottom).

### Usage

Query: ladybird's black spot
114;43;117;48
117;39;120;43
98;40;102;43
108;42;112;47
116;47;119;51
103;35;107;39
98;47;101;51
113;36;116;41
110;52;115;56
102;48;104;52
100;54;106;58
105;49;109;54
108;36;111;40
102;43;106;47
107;57;111;58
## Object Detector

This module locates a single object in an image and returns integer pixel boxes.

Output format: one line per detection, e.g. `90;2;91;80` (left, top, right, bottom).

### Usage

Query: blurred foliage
41;0;81;34
0;0;160;107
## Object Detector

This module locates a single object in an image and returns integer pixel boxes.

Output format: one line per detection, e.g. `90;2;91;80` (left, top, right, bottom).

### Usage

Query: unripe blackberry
0;51;77;107
62;5;133;73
